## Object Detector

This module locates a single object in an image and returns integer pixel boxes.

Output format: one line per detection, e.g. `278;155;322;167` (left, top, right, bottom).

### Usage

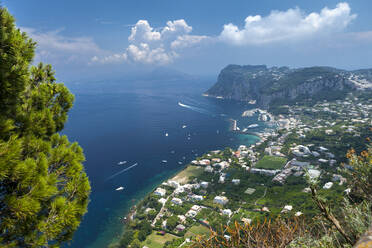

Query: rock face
205;64;372;107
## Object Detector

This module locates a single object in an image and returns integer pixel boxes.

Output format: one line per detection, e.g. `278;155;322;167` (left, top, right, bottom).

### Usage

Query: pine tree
0;7;91;247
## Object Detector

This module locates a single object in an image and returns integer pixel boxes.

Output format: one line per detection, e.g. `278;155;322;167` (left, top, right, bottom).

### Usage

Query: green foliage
167;215;178;230
255;155;287;170
164;237;185;248
0;7;90;247
0;7;35;118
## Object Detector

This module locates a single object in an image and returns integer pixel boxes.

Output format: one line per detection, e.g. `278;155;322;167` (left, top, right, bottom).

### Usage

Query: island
110;85;372;248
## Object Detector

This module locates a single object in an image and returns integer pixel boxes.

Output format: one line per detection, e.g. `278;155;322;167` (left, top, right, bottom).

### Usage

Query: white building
219;175;225;183
323;182;333;189
308;169;321;179
201;181;209;188
281;205;293;213
241;217;252;225
171;197;183;205
168;180;180;188
222;209;232;217
191;205;202;212
232;179;240;185
199;159;211;166
154;188;166;197
190;194;203;201
178;215;186;223
213;196;228;205
158;198;167;205
162;220;167;229
186;210;197;218
205;165;213;173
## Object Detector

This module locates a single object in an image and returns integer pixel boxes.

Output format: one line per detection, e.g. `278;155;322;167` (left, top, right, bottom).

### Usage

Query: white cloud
94;19;207;65
219;2;357;45
21;27;104;65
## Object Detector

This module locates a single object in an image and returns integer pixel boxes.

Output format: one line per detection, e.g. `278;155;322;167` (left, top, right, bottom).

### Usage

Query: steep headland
205;65;372;107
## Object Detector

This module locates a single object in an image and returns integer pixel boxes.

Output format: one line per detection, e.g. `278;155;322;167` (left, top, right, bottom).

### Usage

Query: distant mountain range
205;65;372;107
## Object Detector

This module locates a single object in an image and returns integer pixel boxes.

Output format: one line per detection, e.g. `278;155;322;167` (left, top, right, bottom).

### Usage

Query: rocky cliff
205;65;372;107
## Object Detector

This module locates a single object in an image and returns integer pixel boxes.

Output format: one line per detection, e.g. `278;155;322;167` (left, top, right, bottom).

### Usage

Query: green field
141;231;178;248
171;165;204;184
255;156;287;170
185;224;211;238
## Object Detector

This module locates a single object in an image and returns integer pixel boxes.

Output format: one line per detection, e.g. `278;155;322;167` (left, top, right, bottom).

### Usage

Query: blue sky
4;0;372;80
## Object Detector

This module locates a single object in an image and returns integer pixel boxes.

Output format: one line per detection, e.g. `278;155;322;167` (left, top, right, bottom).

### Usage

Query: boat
162;160;167;163
178;161;183;165
118;161;127;165
165;132;169;137
178;102;187;107
115;186;124;191
248;124;259;128
182;125;187;129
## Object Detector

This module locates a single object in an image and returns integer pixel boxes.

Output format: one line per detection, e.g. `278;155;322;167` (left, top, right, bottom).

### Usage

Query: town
118;92;372;248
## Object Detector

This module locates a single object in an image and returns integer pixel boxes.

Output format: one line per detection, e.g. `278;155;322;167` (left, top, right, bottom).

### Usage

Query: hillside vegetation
0;7;90;247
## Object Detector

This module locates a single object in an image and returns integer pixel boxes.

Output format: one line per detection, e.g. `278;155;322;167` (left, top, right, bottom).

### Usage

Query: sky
3;0;372;80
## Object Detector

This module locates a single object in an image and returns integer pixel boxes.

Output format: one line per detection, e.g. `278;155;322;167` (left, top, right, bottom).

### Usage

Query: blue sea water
62;77;263;248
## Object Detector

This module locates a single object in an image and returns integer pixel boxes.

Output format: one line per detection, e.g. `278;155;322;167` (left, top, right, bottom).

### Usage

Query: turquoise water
62;78;262;247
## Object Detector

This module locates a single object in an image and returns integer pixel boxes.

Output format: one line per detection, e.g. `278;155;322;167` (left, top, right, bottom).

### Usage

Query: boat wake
178;102;212;116
106;163;138;181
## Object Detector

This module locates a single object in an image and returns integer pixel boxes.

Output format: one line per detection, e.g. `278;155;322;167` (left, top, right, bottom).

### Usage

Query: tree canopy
0;7;90;248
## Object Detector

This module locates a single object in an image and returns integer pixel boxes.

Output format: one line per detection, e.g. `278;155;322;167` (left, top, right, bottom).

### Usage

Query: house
190;195;203;201
162;220;167;229
318;146;329;152
158;198;167;205
323;182;333;189
190;205;201;213
174;187;185;194
325;129;333;135
186;210;197;218
212;158;221;163
232;179;240;185
145;208;155;213
205;165;213;173
218;175;225;183
281;205;293;213
250;168;280;176
168;180;180;188
171;197;183;205
178;215;186;223
200;181;209;188
199;159;211;166
262;207;270;212
213;196;228;205
308;169;321;179
241;218;252;225
154;188;166;197
222;209;232;217
176;224;186;231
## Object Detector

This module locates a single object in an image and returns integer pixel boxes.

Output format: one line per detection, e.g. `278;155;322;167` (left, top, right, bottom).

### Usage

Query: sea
62;76;265;248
